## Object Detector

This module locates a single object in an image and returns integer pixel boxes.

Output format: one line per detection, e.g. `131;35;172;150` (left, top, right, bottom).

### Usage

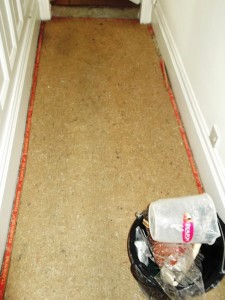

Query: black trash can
127;213;225;299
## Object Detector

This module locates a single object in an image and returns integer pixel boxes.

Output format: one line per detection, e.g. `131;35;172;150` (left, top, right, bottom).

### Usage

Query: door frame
39;0;52;20
44;0;153;23
140;0;152;24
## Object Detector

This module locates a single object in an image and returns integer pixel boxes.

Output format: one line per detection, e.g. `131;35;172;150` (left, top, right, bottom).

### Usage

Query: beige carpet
4;19;225;299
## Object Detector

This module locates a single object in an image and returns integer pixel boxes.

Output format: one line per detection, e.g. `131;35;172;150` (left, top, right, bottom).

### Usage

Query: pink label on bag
182;213;194;243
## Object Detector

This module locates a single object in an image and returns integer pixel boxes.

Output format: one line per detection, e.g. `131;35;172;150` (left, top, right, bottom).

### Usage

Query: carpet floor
4;18;225;299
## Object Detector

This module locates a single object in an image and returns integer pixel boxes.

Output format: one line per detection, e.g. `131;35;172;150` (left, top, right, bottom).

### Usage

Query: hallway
4;17;225;299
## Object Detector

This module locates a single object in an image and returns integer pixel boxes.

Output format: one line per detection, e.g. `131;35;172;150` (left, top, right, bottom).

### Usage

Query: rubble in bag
148;237;202;279
134;226;154;266
149;237;191;269
155;253;205;299
142;218;203;288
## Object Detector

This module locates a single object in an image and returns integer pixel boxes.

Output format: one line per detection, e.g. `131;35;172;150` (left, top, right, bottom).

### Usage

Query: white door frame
130;0;153;24
39;0;152;24
140;0;153;24
38;0;51;20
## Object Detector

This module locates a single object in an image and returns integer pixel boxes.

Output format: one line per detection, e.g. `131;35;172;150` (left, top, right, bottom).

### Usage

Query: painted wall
157;1;225;150
152;0;225;220
0;0;41;265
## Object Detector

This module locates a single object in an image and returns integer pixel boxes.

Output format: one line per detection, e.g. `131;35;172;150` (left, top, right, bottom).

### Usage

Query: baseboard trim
152;2;225;222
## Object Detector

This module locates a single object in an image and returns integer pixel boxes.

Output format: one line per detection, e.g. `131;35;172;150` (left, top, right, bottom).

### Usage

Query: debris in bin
155;243;204;291
135;216;202;290
142;217;202;285
149;238;201;270
156;255;205;299
147;227;202;288
128;194;225;299
128;208;225;300
150;239;191;270
134;226;154;266
142;218;150;229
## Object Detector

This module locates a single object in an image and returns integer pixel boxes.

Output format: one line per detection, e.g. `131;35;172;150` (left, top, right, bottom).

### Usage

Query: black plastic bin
127;213;225;299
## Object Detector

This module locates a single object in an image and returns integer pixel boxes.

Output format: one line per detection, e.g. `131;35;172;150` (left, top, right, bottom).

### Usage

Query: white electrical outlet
209;125;219;148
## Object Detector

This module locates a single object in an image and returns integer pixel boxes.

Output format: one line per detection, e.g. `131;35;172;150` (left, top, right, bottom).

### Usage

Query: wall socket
209;125;219;148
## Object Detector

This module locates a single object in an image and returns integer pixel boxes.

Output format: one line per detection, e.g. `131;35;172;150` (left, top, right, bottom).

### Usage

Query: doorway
53;0;137;7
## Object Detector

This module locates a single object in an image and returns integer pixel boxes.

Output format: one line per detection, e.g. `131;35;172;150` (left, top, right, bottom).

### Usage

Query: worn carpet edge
158;57;203;194
147;24;203;194
0;19;203;299
0;22;45;300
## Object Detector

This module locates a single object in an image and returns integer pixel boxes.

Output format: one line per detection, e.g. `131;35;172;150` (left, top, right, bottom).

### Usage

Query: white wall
152;0;225;221
0;0;41;266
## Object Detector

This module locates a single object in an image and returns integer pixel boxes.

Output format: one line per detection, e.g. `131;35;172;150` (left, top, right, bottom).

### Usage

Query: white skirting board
0;3;41;265
151;3;225;222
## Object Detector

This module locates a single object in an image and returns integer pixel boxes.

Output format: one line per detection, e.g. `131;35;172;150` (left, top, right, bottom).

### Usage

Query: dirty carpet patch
5;19;199;299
